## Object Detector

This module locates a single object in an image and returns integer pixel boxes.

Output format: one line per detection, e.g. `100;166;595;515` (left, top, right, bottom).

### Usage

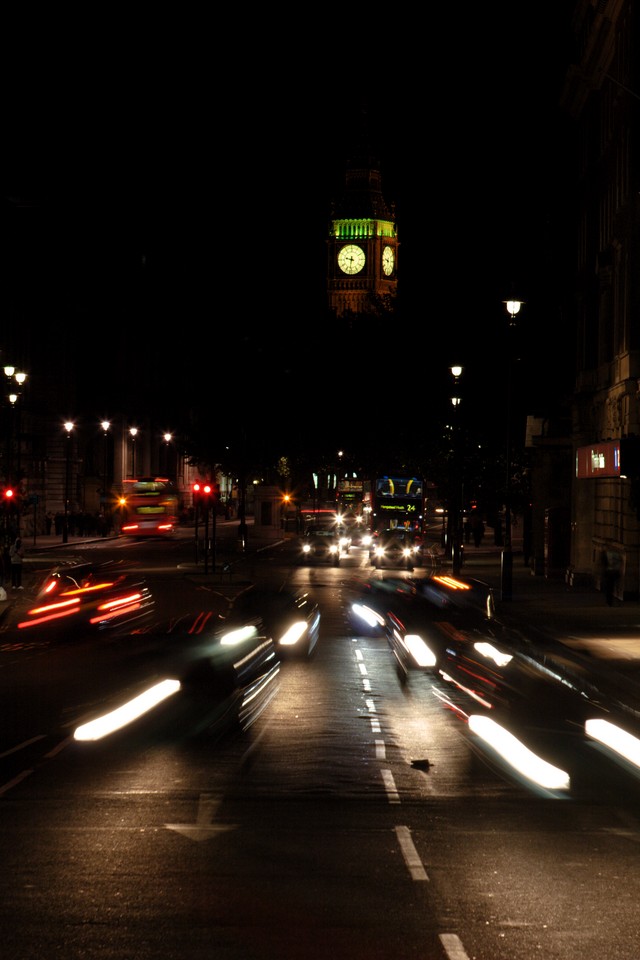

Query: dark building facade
561;0;640;597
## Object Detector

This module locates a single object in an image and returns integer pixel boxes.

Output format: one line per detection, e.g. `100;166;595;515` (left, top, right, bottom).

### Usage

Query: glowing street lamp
63;421;74;544
162;432;174;479
129;426;138;478
449;365;464;575
101;421;111;531
4;367;27;489
501;299;524;601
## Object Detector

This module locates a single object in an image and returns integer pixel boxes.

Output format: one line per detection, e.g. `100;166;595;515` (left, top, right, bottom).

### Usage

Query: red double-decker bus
117;477;180;537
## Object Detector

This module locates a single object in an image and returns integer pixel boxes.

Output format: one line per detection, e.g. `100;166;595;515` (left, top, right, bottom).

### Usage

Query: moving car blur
17;560;155;640
224;585;320;659
350;574;497;683
347;571;612;798
73;610;281;745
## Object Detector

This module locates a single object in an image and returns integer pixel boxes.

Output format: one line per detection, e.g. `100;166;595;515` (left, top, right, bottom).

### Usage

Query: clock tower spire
327;109;398;319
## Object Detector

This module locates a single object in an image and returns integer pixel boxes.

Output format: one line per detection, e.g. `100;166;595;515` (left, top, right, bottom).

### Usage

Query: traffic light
193;481;212;513
3;488;14;503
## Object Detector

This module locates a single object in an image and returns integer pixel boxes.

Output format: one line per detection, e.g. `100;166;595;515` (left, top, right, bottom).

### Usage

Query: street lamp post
129;427;138;478
101;421;110;535
4;367;27;490
500;299;523;601
12;372;27;487
450;365;463;576
162;432;173;479
63;421;74;544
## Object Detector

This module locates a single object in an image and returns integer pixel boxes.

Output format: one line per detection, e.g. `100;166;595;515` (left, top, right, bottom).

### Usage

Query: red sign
575;441;620;479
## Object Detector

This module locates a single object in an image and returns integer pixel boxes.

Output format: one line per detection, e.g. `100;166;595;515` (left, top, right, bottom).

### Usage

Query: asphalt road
2;530;640;958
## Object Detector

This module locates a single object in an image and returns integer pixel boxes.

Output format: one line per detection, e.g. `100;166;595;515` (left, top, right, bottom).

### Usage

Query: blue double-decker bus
370;476;425;535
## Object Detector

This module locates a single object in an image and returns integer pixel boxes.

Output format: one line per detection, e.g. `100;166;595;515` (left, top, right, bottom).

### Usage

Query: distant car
17;560;155;640
343;522;366;547
225;585;320;659
299;528;342;566
336;527;353;553
371;529;422;570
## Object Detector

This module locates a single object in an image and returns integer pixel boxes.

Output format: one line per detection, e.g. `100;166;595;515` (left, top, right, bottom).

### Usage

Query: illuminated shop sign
576;438;640;479
575;441;620;478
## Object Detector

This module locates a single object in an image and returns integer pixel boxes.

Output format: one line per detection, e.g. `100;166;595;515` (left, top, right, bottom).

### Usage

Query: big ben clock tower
327;126;398;319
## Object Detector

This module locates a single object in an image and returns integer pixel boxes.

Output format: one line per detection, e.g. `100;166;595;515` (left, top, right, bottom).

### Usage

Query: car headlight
351;603;385;628
278;621;308;646
374;546;385;558
302;544;311;554
329;545;338;554
404;634;437;667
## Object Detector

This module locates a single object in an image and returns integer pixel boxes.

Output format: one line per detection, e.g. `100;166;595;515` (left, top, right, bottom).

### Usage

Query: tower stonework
327;132;398;320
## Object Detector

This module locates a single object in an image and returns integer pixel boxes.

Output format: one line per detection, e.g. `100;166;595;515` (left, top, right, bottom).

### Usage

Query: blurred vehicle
347;572;590;797
349;573;498;683
370;528;422;570
412;573;496;619
299;528;342;566
224;585;320;659
117;476;179;537
17;561;155;640
73;613;281;745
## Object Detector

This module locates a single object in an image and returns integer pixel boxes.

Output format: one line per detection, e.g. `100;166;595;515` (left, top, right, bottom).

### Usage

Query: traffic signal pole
203;502;210;575
211;500;217;571
193;483;201;565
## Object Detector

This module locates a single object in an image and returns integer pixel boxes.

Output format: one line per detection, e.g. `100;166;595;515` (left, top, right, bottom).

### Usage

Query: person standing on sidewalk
9;536;24;590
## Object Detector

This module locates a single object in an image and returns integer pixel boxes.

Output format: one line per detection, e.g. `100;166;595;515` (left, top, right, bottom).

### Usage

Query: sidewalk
448;537;640;720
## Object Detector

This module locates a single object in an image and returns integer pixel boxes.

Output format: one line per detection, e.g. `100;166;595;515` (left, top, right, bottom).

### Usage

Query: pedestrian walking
469;512;485;548
9;536;24;589
600;547;622;606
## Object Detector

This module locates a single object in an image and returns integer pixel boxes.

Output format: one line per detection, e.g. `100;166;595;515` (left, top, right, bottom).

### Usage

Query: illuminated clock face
337;244;366;275
382;245;395;276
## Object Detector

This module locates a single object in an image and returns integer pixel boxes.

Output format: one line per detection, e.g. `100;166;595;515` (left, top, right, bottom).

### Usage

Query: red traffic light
192;482;202;495
4;488;14;500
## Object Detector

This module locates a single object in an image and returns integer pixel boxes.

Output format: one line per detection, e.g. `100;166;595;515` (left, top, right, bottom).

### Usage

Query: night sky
5;8;577;455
